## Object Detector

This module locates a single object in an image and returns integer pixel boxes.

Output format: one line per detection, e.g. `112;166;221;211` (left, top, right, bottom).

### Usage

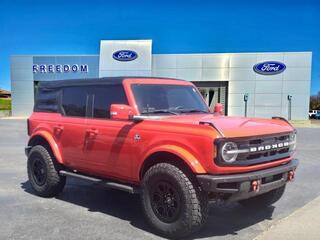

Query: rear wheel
141;163;208;239
27;145;66;197
238;185;286;208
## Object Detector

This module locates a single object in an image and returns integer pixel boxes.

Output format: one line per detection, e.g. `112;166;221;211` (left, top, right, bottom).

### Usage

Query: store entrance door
193;81;228;115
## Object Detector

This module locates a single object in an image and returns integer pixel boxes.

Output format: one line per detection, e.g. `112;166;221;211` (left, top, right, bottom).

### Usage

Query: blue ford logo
253;61;286;75
112;50;138;61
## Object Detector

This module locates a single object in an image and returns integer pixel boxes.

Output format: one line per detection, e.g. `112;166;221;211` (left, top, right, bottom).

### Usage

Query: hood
159;114;294;138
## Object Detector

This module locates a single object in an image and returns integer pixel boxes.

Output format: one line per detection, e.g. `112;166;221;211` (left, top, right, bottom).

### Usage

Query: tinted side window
34;88;59;113
62;87;88;117
91;85;128;119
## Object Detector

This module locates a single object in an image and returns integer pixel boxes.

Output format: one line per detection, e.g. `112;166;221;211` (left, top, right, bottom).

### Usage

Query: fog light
288;170;295;181
251;180;261;192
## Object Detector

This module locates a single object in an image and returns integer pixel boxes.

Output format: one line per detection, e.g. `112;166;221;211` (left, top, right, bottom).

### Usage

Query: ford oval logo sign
112;50;138;61
253;61;286;75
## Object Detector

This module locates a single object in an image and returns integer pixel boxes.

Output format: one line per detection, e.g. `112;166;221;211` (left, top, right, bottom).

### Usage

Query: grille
216;132;295;166
237;134;291;162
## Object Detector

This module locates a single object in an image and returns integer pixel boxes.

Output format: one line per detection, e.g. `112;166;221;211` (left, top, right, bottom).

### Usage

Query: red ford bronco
26;77;298;238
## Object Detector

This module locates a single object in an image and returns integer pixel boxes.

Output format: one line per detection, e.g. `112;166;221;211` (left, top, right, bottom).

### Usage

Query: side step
59;170;140;194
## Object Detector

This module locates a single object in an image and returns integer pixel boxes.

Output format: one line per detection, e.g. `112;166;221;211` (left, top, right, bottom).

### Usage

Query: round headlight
221;142;238;163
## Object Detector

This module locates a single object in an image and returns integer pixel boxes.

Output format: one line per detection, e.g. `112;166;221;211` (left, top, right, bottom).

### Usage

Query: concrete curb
0;116;28;120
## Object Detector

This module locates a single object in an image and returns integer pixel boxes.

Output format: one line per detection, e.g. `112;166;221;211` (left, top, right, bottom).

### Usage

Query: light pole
244;93;249;117
288;95;292;120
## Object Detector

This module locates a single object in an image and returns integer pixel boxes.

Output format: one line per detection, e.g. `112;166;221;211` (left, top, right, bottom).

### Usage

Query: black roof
38;76;185;89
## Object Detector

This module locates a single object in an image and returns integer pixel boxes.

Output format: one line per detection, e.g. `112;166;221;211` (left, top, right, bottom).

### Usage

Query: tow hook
251;180;261;192
287;170;295;181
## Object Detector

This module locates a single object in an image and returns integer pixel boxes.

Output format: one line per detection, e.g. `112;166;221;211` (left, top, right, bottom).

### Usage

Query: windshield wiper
177;108;209;113
141;109;179;115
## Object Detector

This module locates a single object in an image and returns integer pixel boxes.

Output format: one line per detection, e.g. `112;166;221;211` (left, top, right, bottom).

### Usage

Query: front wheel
141;163;208;239
238;185;286;208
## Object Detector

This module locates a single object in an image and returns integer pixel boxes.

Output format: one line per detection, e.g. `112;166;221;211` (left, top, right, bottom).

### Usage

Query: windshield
131;84;209;115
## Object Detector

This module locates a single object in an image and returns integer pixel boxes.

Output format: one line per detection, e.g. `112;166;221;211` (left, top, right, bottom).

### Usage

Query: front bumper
197;159;298;202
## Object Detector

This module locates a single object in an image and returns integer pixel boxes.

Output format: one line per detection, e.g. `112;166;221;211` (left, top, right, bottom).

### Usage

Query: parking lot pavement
0;119;320;240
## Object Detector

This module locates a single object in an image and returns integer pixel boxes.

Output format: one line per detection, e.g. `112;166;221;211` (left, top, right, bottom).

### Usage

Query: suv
314;112;320;120
26;77;298;238
309;110;320;119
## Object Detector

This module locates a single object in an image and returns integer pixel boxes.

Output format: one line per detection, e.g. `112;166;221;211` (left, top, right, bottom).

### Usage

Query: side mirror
214;103;223;114
110;104;133;120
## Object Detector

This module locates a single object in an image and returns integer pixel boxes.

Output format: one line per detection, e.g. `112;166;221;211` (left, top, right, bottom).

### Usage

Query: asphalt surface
0;119;320;240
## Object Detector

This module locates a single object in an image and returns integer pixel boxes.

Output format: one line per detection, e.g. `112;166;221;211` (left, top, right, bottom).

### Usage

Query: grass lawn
0;98;11;110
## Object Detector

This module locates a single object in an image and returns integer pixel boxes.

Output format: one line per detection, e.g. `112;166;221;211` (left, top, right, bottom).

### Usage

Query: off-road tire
238;185;286;208
141;163;208;239
27;145;66;197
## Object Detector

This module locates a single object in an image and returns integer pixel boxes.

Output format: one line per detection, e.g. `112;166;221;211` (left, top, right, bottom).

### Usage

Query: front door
84;119;136;180
82;84;135;181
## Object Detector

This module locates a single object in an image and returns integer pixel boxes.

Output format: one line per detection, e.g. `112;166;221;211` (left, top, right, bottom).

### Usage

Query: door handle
84;129;98;149
86;129;98;138
53;125;64;134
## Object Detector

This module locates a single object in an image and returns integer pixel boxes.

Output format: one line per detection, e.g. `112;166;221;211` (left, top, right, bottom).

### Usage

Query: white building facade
11;40;312;119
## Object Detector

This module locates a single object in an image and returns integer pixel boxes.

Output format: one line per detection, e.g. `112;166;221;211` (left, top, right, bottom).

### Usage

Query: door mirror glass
213;103;223;114
110;104;133;120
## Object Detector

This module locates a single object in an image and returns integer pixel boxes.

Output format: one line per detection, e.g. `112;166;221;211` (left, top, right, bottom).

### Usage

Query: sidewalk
290;120;320;128
255;196;320;240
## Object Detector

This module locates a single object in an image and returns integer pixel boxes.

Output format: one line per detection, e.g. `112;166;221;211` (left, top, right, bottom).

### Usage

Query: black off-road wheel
238;185;286;208
27;145;66;197
141;163;208;239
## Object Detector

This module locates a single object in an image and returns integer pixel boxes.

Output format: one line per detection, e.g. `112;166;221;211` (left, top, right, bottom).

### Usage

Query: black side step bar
59;170;140;194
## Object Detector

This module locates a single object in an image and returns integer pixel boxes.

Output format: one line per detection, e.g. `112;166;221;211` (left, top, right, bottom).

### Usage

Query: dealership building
11;40;312;119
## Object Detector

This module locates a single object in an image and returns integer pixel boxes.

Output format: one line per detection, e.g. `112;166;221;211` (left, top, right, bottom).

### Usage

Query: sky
0;0;319;94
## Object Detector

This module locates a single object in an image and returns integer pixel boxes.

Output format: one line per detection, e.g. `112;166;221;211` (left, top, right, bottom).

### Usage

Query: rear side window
34;88;59;113
90;85;128;119
62;87;88;117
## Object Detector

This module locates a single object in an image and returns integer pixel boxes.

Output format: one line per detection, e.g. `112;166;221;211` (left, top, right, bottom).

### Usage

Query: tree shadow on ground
21;179;274;239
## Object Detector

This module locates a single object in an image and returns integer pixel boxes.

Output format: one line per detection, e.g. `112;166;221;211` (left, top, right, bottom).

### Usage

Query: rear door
56;86;89;171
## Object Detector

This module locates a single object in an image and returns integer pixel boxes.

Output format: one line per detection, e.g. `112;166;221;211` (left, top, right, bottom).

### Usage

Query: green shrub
0;98;11;110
